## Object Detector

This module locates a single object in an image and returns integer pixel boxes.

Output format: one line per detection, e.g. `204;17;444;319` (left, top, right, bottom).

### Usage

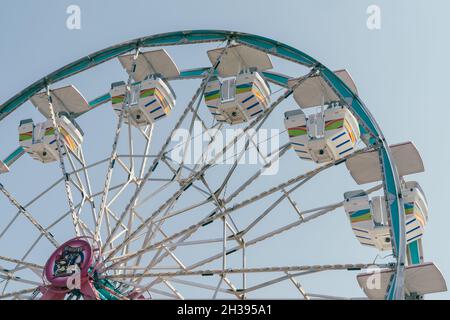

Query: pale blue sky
0;0;449;299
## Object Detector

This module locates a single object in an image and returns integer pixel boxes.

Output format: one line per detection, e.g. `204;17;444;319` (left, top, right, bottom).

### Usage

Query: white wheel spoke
0;183;59;247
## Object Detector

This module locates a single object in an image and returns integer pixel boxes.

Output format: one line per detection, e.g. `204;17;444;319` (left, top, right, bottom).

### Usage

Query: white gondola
357;262;447;299
285;69;360;163
19;116;83;163
203;45;272;125
284;106;360;163
21;86;87;163
111;49;178;126
343;181;428;251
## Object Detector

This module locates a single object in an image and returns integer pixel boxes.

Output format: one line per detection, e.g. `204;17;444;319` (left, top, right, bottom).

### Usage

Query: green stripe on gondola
350;209;372;223
236;83;253;94
404;202;414;214
140;88;155;99
111;96;125;104
325;119;344;131
19;134;32;141
205;90;220;101
236;87;252;94
45;128;55;136
288;129;307;137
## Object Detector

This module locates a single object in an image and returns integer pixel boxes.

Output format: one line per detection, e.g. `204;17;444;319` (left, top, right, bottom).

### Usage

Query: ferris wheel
0;30;446;300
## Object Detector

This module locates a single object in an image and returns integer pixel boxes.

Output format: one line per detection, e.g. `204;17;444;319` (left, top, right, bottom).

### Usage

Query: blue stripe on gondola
154;114;166;120
291;142;304;147
407;233;423;242
242;95;254;104
332;131;346;141
299;156;311;160
336;139;350;148
352;227;369;234
145;99;157;107
406;218;416;226
211;113;221;116
358;240;375;246
295;149;308;153
246;102;259;110
250;110;263;117
339;147;353;155
150;106;162;113
204;89;220;97
207;105;218;109
350;208;370;218
236;83;252;89
356;235;372;240
406;225;421;234
49;139;56;144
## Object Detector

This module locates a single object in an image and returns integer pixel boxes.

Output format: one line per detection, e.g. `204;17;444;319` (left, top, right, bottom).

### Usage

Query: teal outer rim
0;30;407;299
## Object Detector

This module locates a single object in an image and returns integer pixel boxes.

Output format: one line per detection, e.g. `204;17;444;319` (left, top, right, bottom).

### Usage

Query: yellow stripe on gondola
60;127;77;152
344;120;356;144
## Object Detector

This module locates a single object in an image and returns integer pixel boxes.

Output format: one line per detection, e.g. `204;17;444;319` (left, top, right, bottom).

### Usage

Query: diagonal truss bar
46;86;80;236
0;182;59;247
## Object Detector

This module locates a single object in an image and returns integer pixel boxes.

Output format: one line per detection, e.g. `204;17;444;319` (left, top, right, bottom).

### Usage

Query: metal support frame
0;30;408;300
